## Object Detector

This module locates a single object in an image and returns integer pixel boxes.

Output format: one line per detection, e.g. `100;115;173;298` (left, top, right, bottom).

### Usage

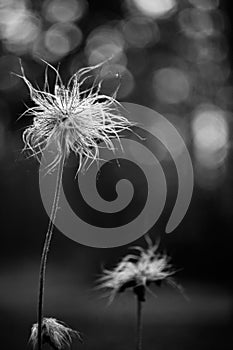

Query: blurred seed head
98;238;179;302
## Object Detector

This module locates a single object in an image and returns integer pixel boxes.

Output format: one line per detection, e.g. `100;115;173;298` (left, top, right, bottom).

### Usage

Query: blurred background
0;0;233;349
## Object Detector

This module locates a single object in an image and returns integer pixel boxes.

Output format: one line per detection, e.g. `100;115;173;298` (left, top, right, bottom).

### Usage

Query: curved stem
136;297;143;350
37;150;66;350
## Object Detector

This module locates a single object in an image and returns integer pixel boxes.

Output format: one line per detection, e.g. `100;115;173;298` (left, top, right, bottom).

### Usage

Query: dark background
0;0;232;349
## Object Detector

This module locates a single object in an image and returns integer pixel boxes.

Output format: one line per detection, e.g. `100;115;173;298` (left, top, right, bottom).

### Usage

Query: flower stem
136;296;143;350
37;149;66;350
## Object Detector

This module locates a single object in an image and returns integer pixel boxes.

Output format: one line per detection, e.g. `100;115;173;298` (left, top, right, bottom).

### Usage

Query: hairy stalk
37;140;66;350
136;297;143;350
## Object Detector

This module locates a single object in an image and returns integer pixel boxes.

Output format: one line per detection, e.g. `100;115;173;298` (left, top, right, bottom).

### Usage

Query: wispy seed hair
19;59;135;173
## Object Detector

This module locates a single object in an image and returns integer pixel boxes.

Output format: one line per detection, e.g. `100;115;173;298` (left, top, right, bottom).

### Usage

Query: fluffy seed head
98;238;179;302
19;60;135;172
29;317;83;349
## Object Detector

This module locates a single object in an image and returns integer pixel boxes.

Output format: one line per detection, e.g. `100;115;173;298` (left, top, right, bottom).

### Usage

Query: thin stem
136;297;143;350
37;148;66;350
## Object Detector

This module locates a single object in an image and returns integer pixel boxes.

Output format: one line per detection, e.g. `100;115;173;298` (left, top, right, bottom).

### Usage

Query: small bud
29;317;83;349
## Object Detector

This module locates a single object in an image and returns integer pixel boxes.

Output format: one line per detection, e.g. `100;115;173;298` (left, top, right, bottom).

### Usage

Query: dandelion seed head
98;240;177;302
19;59;135;173
29;317;82;349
